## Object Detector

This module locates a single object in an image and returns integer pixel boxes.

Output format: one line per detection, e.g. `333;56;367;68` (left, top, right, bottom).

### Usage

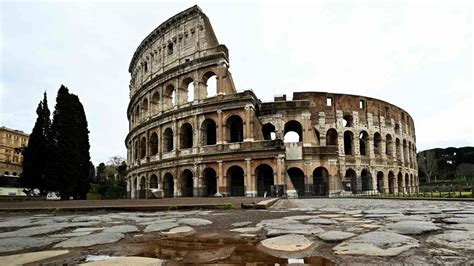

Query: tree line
20;85;92;200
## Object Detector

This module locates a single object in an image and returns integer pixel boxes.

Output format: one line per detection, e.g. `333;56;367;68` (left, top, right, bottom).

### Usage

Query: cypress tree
20;92;50;194
47;85;91;199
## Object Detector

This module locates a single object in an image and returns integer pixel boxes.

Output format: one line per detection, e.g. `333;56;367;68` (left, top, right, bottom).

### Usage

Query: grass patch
216;203;234;210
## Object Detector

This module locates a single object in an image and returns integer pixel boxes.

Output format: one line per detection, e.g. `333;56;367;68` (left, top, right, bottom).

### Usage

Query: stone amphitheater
125;6;418;199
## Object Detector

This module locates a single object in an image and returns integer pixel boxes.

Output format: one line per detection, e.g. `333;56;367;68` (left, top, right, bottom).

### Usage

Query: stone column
302;112;312;147
173;119;178;151
217;161;226;196
217;110;224;144
245;158;254;197
383;174;389;193
244;105;254;142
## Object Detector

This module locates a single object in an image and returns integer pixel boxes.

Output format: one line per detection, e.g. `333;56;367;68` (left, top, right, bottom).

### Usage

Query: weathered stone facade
125;6;418;199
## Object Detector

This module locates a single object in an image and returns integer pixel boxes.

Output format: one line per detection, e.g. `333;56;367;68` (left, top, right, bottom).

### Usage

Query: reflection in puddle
138;235;334;265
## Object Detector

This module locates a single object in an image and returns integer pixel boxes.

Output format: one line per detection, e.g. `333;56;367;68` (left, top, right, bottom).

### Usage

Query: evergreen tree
20;92;51;194
46;85;91;199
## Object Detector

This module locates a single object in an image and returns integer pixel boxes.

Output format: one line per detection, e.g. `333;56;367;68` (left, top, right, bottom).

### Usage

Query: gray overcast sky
1;0;473;165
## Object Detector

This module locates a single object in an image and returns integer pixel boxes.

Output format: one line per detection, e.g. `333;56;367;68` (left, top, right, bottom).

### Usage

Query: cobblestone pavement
0;198;473;265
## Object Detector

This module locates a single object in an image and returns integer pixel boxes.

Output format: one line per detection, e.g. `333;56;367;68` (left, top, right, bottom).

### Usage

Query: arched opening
141;98;149;120
343;114;353;127
181;77;194;103
394;123;400;134
284;120;303;143
201;119;216;145
255;164;274;197
344;169;358;194
150;175;158;189
133;177;138;198
163;173;174;198
374;132;382;155
151;92;160;114
326;129;338;146
405;173;410;192
361;169;372;191
376;171;384;193
149;132;158;156
227;166;245;196
313;167;329;196
403;139;408;165
167;42;173;55
163;128;173;152
315;129;321;146
396;138;401;160
134;105;140;124
287;167;305;197
262;123;276;140
226;115;244;143
397;172;403;192
140;137;146;159
388;171;395;194
203;71;217;98
359;131;369;156
410;174;414;190
134;140;139;161
386;134;393;155
202;168;217;197
139;176;146;199
163;84;176;109
180;123;193;149
344;131;354;155
181;169;194;197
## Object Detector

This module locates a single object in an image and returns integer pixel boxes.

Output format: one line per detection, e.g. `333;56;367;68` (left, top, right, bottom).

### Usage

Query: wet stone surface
0;198;473;264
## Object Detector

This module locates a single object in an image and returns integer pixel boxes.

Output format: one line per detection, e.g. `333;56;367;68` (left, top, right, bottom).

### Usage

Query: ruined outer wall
125;6;419;199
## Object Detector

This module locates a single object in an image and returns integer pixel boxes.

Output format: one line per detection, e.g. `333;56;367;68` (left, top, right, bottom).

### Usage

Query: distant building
0;126;29;177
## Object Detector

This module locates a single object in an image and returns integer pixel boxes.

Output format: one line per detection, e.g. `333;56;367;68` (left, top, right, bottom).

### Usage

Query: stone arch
140;136;147;159
396;138;401;160
134;139;139;161
133;177;138;198
201;118;217;145
326;128;338;146
376;171;384;193
313;167;329;196
149;132;158;156
163;84;175;109
262;123;276;141
394;123;400;134
361;168;372;191
374;132;382;155
344;168;358;194
162;172;174;198
139;176;146;199
202;167;217;197
180;169;194;197
343;114;353;127
344;130;354;155
163;127;174;152
202;71;217;98
134;105;140;124
388;171;395;194
287;167;305;197
226;115;244;143
181;77;194;103
359;131;369;156
179;122;193;149
227;165;245;196
405;173;410;193
151;91;160;114
386;134;393;155
397;171;403;193
150;174;158;189
255;164;274;197
403;139;408;166
284;120;303;143
141;98;149;120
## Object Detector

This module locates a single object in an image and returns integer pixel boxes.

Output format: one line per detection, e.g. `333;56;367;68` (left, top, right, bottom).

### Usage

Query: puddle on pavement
136;235;335;265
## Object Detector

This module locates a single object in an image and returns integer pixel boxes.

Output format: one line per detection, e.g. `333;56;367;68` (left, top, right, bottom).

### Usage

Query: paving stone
231;221;252;228
265;223;324;237
256;218;299;228
103;225;138;234
318;214;342;218
54;232;125;248
429;248;460;256
382;221;441;235
318;231;356;242
73;227;104;233
230;227;262;233
49;232;92;238
426;231;474;251
443;217;474;224
333;231;419;256
442;224;474;232
257;234;316;259
177;218;212;226
0;250;69;264
0;237;64;253
306;218;339;225
80;256;164;265
143;222;179;232
162;226;195;235
283;215;320;220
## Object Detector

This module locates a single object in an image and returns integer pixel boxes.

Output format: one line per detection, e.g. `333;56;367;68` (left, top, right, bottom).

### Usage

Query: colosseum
125;6;419;199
